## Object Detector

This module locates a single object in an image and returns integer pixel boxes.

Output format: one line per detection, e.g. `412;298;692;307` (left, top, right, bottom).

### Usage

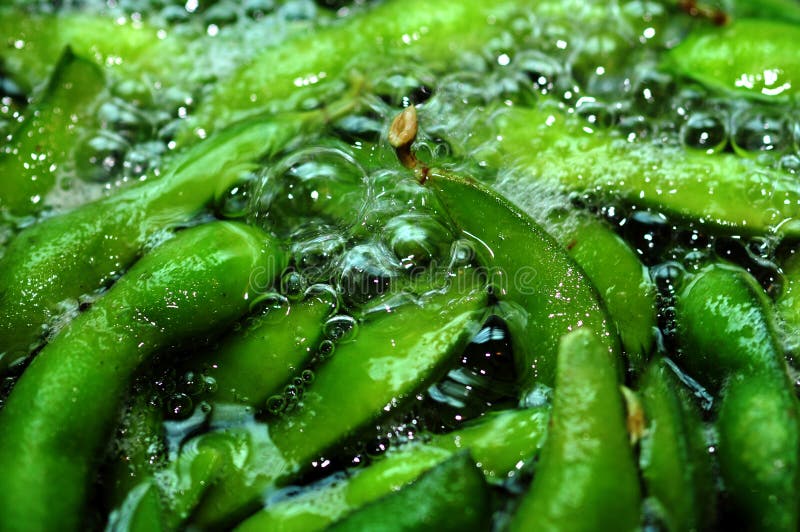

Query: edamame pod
776;250;800;352
665;19;800;102
327;451;491;532
0;8;184;93
675;263;799;531
0;102;349;372
178;0;534;143
199;295;334;407
146;280;486;529
463;103;800;236
0;47;105;219
639;359;715;532
0;221;287;532
727;0;800;24
549;210;656;374
510;329;641;531
422;168;618;389
235;406;549;532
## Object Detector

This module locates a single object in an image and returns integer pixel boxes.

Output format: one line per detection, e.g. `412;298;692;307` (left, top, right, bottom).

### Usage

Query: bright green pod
327;451;491;532
0;221;286;532
0;102;349;373
423;168;618;389
118;281;486;529
178;0;534;143
0;9;184;93
199;296;334;407
463;103;800;237
510;329;641;532
639;359;715;532
777;250;800;352
727;0;800;23
235;407;549;532
551;211;656;374
0;47;106;219
675;263;799;531
665;19;800;102
675;263;788;389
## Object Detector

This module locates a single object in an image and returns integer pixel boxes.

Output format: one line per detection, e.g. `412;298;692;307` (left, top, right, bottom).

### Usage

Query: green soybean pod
178;0;535;143
727;0;800;23
0;8;185;94
552;211;656;374
235;407;549;532
423;168;618;389
199;295;334;407
0;47;105;219
0;101;350;373
665;19;800;103
675;263;799;531
777;250;800;352
639;359;715;531
327;451;491;532
0;221;287;532
137;279;487;529
510;329;641;532
462;103;800;237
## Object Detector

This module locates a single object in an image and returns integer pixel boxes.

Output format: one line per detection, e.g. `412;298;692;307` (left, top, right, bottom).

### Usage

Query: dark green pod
327;451;491;532
639;359;715;531
675;263;799;531
0;221;286;532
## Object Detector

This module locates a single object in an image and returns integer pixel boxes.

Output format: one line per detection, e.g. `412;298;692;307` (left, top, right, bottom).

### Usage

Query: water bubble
650;261;685;294
98;99;152;142
332;113;385;143
633;70;674;116
383;213;453;271
618;114;650;141
253;146;368;237
165;393;193;420
373;70;435;107
575;98;616;128
323;315;358;343
448;239;477;269
365;436;390;457
202;375;218;394
281;270;308;300
731;108;790;155
215;172;255;219
681;112;727;152
266;394;287;415
515;50;563;95
284;384;303;402
75;131;130;182
318;339;335;359
182;371;205;396
303;283;340;315
291;225;347;281
778;154;800;174
338;243;403;304
248;292;289;315
301;369;315;383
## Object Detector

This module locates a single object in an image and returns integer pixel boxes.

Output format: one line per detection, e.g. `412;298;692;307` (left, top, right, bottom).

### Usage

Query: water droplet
681;111;727;152
338;243;403;304
731;108;790;155
383;213;453;272
280;270;308;300
165;393;193;420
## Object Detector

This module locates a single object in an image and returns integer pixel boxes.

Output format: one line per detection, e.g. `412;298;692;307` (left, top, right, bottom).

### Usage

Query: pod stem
389;105;429;183
677;0;729;25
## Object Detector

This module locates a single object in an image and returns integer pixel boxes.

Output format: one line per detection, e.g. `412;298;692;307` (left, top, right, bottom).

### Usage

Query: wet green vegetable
510;329;641;531
0;47;105;219
676;263;799;531
0;221;285;531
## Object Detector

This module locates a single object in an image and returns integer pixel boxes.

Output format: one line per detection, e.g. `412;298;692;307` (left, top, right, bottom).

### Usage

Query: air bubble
323;315;358;342
731;108;790;155
681;112;727;152
281;270;308;300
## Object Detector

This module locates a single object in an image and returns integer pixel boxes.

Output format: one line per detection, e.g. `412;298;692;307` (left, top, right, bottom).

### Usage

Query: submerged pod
0;47;106;219
235;407;549;532
675;263;799;531
510;329;641;531
639;359;715;532
0;222;286;532
327;451;491;532
121;279;487;529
